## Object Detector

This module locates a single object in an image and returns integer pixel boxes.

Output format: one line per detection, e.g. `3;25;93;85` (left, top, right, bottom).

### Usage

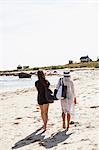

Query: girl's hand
74;97;77;104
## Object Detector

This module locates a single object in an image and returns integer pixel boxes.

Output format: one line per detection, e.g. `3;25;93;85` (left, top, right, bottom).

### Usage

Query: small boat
18;72;31;78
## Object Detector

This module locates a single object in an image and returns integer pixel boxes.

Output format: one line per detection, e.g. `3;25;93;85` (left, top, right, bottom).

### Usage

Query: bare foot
63;122;66;129
43;124;47;131
67;124;70;131
66;127;69;131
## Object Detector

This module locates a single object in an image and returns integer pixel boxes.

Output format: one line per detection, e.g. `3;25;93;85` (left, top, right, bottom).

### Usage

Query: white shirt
56;77;75;100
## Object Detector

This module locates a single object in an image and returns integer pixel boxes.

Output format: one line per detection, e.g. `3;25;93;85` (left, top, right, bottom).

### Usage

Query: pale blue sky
0;0;98;70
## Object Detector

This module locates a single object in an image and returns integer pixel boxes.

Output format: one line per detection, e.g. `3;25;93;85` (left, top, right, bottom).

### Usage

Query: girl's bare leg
39;104;49;130
67;113;70;130
43;104;49;130
62;112;66;129
39;105;44;124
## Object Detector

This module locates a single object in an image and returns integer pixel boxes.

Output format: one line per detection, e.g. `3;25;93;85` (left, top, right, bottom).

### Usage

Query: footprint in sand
36;107;40;110
90;105;99;108
13;122;20;125
13;117;23;125
24;106;29;108
15;117;23;120
86;125;95;128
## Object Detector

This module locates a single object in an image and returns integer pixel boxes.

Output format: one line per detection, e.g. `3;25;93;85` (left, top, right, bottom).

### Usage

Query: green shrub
95;64;99;68
33;67;39;70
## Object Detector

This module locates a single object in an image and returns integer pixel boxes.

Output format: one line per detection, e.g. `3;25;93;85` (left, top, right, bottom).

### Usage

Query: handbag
56;78;67;100
53;89;58;100
45;87;54;103
56;85;63;99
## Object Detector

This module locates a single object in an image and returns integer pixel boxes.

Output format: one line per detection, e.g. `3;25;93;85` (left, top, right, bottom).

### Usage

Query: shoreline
0;67;99;77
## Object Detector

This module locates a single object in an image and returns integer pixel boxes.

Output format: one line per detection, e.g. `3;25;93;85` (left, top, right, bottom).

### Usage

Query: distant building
17;65;22;69
80;55;92;62
69;60;73;64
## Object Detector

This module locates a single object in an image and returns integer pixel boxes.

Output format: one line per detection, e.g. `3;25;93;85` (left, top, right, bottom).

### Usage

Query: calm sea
0;75;60;92
0;69;99;92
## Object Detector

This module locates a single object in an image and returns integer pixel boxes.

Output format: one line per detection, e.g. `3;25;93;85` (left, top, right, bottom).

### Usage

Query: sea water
0;69;99;92
0;75;60;92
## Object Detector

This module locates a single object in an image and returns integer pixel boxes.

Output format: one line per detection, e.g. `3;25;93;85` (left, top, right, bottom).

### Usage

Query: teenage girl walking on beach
54;70;76;130
35;70;50;131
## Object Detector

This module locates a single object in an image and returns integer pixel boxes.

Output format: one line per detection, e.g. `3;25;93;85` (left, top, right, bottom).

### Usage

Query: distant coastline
0;61;99;76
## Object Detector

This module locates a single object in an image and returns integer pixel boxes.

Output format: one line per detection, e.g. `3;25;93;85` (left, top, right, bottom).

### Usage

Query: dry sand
0;69;99;150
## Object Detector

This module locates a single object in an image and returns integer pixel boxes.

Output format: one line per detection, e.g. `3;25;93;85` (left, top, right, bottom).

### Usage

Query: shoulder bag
56;78;67;100
45;87;54;103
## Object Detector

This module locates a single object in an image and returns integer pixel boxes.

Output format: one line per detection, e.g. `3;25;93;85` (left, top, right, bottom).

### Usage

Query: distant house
17;65;22;69
80;55;92;62
69;60;73;64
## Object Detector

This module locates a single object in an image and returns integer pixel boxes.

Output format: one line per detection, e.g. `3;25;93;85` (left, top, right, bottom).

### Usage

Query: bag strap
60;78;63;86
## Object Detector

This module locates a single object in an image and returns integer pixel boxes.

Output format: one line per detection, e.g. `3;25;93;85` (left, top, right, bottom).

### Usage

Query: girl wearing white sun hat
54;70;77;130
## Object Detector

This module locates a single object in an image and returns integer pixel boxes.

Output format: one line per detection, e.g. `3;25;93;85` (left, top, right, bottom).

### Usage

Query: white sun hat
63;70;71;77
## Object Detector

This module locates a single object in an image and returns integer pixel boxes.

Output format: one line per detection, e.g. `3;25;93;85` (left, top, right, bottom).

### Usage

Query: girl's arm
74;97;77;104
71;81;77;104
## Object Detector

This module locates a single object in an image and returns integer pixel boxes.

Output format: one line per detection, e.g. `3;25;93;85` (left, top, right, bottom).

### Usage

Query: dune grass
0;61;99;73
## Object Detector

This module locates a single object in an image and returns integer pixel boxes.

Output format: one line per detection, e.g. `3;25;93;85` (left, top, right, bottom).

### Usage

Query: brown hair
37;70;48;86
37;70;45;80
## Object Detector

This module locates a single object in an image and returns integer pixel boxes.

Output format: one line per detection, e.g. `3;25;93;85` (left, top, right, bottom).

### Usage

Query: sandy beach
0;69;99;150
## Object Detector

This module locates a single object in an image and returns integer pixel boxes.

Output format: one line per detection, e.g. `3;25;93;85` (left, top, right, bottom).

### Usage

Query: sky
0;0;99;70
